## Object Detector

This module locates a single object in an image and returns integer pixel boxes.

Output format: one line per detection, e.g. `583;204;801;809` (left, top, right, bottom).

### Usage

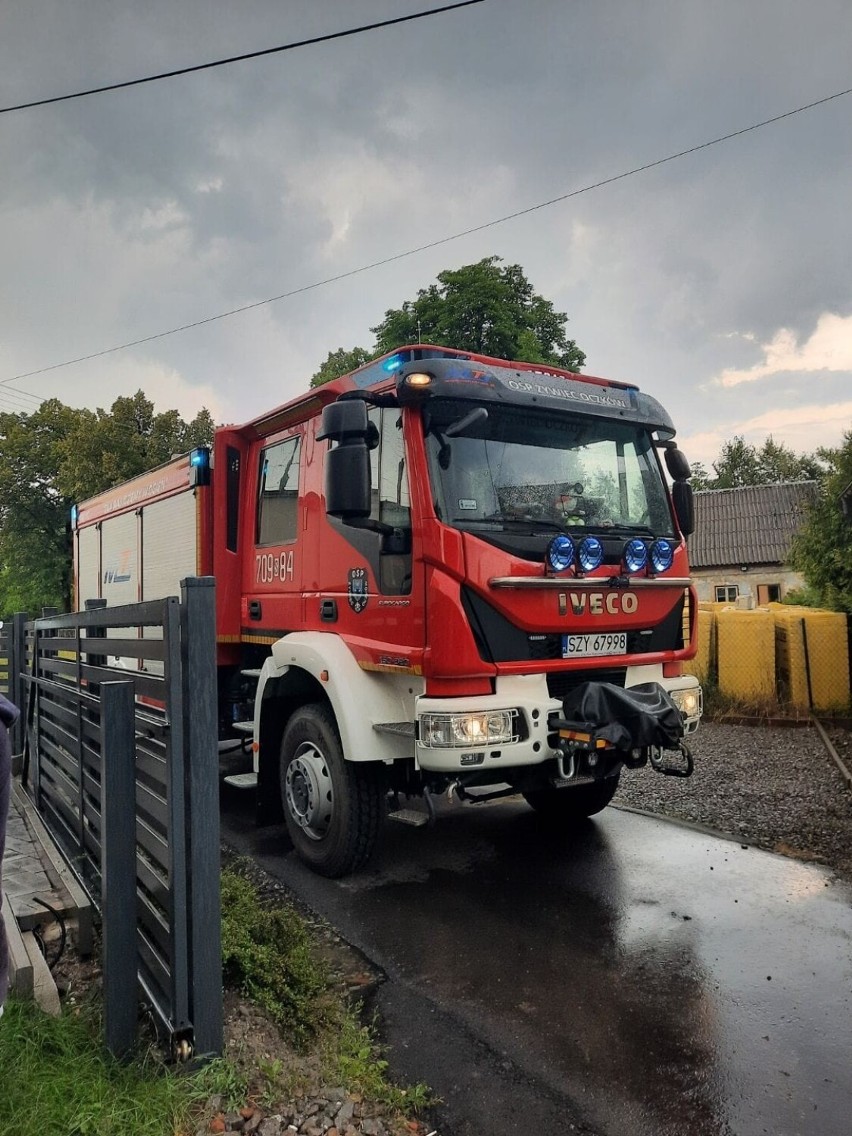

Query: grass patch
325;1012;433;1115
0;996;204;1136
701;677;814;722
3;862;431;1134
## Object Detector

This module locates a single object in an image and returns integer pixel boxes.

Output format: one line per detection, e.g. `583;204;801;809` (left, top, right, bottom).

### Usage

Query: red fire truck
73;346;702;876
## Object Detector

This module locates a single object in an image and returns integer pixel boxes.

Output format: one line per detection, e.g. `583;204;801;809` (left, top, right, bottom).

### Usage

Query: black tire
279;703;385;877
523;771;621;820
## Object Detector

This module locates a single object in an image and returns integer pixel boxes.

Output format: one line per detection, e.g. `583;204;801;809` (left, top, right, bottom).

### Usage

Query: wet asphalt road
221;789;852;1136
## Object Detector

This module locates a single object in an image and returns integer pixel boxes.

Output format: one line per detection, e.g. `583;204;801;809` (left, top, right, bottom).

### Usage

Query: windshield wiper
452;514;566;533
591;523;656;536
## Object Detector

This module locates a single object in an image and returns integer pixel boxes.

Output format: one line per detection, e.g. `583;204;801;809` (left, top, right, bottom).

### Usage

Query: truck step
232;721;254;735
373;721;416;738
387;807;430;827
241;668;262;679
223;772;258;790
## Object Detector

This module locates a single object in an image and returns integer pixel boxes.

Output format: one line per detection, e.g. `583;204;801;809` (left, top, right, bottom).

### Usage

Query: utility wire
0;1;486;114
5;82;852;387
0;390;45;412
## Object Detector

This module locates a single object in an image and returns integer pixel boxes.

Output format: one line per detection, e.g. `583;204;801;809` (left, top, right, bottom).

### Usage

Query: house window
715;584;739;602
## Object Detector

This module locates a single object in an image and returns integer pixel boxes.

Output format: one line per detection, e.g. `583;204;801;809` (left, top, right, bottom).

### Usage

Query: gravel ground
614;720;852;882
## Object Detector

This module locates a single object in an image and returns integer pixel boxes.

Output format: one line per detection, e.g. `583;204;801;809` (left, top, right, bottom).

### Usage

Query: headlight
671;686;702;720
420;709;519;748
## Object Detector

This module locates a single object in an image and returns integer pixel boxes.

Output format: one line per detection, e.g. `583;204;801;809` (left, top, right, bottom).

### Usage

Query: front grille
546;667;627;701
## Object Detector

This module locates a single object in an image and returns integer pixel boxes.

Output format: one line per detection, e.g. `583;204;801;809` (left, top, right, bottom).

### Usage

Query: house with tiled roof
689;481;818;604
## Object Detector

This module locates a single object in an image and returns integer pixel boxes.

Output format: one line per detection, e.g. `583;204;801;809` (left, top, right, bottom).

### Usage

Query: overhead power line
0;1;486;115
5;82;852;389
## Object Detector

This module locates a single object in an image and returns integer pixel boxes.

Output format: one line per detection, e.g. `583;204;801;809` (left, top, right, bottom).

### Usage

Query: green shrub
220;867;332;1049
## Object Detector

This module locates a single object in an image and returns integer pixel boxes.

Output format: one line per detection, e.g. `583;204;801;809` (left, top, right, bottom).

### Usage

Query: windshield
424;399;674;538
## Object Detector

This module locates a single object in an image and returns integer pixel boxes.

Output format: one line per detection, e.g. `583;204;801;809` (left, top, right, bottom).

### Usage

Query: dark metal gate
22;577;221;1058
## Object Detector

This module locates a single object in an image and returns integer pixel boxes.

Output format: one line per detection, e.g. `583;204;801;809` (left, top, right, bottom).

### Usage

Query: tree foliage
0;400;87;614
56;392;214;502
790;430;852;612
373;258;585;369
310;347;374;388
0;392;214;614
692;434;824;490
311;257;586;385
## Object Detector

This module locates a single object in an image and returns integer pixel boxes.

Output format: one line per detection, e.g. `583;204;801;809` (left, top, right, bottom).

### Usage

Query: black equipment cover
561;682;684;751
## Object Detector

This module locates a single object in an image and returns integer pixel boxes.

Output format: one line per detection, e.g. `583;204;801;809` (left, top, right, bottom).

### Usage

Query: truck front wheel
523;772;621;820
279;703;385;877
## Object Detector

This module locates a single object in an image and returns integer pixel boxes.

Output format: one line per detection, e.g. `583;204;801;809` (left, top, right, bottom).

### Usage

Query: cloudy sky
2;0;851;467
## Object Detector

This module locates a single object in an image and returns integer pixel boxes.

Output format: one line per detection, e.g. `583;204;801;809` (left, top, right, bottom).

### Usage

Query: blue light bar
649;538;674;573
546;534;575;573
578;536;604;572
623;538;648;573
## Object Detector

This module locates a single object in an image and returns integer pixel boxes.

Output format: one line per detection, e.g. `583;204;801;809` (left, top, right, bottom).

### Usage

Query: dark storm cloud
1;1;850;459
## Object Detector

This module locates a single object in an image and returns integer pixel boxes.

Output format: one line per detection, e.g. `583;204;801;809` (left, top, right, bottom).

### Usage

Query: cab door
244;430;303;641
322;406;424;671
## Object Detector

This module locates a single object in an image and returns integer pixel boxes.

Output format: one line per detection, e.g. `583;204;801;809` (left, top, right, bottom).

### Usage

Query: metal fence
15;578;221;1059
0;612;26;754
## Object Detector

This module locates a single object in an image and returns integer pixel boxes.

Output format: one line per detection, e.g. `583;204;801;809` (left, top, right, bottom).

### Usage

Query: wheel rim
284;741;333;841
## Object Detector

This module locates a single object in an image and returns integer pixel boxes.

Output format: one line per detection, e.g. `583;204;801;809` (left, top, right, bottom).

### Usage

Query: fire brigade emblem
348;567;368;613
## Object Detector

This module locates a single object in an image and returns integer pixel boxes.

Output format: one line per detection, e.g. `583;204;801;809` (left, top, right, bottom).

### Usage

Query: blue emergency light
189;447;211;486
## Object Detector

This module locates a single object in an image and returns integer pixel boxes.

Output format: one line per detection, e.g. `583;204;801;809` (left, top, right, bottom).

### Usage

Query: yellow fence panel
684;607;714;683
773;611;811;710
802;611;850;711
716;608;775;700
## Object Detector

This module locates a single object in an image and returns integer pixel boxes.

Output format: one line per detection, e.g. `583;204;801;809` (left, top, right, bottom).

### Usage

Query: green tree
0;400;89;613
688;461;714;490
710;436;764;488
0;392;214;614
756;436;823;483
790;430;852;612
57;392;214;502
371;257;586;371
700;435;822;490
310;347;375;388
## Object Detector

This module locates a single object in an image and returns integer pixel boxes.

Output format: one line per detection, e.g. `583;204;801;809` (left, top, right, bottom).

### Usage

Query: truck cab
219;347;701;875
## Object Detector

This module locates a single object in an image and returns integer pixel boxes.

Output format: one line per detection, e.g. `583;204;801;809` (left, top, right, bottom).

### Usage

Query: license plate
561;632;627;658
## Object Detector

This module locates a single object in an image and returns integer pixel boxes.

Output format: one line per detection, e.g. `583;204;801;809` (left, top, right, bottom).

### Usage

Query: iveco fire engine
73;346;702;876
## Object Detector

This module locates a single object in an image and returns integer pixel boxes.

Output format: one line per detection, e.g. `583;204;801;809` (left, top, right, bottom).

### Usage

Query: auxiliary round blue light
546;534;575;573
577;535;604;572
649;538;674;573
624;538;648;573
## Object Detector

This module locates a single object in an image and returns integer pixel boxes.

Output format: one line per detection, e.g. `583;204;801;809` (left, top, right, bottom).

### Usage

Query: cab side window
369;408;412;595
257;435;301;545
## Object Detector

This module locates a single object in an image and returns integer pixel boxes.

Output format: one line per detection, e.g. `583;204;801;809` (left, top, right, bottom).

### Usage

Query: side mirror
672;480;694;537
319;401;371;520
664;447;691;482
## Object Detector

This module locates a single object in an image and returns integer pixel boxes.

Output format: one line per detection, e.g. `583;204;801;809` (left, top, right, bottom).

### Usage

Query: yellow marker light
405;372;433;388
